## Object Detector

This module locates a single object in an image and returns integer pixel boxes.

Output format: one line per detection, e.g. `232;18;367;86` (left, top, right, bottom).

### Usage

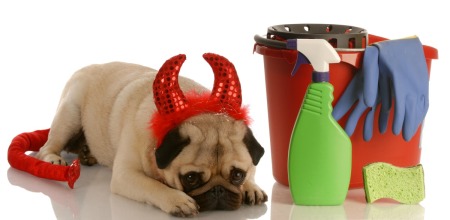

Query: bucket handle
254;35;365;52
254;35;364;68
254;35;287;49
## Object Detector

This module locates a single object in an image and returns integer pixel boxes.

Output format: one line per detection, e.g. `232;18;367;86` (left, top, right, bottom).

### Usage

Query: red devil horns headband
150;53;250;147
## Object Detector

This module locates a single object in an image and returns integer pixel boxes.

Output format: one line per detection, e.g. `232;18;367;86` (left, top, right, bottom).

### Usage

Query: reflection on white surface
6;161;427;220
365;204;425;220
7;164;268;220
270;182;424;220
290;205;346;220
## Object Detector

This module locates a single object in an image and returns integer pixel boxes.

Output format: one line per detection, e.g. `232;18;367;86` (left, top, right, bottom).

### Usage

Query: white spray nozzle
287;39;340;72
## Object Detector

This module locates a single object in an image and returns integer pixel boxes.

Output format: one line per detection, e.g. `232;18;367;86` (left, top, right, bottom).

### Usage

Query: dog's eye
230;168;246;185
182;172;201;187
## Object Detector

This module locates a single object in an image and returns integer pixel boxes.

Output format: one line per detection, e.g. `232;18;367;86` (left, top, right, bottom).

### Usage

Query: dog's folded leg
37;99;82;165
111;137;199;217
111;170;199;217
242;170;268;205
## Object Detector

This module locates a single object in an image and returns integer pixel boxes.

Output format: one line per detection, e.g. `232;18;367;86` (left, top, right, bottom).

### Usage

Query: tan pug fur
36;61;267;217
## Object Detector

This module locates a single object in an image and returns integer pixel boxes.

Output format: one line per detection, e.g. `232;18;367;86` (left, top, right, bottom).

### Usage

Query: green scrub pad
363;162;425;204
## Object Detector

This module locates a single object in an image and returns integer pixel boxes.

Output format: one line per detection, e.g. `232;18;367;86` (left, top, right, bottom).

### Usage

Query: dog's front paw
36;152;68;165
159;190;200;217
242;182;268;205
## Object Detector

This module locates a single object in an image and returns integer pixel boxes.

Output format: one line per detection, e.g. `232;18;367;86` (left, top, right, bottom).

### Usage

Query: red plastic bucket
254;24;438;188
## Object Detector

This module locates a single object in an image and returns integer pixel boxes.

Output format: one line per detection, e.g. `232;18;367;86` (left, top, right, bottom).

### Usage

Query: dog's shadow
7;162;267;220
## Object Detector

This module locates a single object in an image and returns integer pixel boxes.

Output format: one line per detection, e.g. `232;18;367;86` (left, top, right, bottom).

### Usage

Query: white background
1;0;448;219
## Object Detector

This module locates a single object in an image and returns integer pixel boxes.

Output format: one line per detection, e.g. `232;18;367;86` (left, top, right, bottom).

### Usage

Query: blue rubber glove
333;37;429;141
374;37;429;141
332;46;379;141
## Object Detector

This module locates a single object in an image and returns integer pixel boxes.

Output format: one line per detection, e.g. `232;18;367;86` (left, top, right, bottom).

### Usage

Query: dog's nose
212;185;225;199
193;185;242;211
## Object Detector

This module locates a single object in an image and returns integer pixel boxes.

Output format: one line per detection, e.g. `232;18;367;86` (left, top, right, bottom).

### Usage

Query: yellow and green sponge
363;162;425;204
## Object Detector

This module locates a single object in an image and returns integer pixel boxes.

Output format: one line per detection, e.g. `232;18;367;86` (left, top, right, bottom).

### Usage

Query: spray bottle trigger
287;39;310;76
290;52;310;76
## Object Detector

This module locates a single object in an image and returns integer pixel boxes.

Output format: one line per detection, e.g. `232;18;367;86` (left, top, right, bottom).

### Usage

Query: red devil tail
7;129;80;189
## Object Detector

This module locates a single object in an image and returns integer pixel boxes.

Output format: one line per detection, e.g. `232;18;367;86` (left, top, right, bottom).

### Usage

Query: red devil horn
203;53;242;110
153;54;188;115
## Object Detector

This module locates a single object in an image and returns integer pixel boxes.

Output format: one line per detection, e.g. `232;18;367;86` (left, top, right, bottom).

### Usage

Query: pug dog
36;53;267;217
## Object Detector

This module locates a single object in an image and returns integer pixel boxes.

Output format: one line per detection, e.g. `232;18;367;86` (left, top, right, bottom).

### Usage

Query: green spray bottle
287;39;352;206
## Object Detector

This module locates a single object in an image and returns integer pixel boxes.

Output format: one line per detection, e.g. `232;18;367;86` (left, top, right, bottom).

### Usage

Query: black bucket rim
255;23;368;51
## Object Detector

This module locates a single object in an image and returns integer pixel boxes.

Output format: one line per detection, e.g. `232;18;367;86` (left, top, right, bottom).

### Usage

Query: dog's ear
243;128;265;165
155;126;191;169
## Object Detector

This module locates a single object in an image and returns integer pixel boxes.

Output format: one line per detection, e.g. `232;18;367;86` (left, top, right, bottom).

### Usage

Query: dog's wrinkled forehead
155;112;264;170
181;114;247;148
167;114;251;177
